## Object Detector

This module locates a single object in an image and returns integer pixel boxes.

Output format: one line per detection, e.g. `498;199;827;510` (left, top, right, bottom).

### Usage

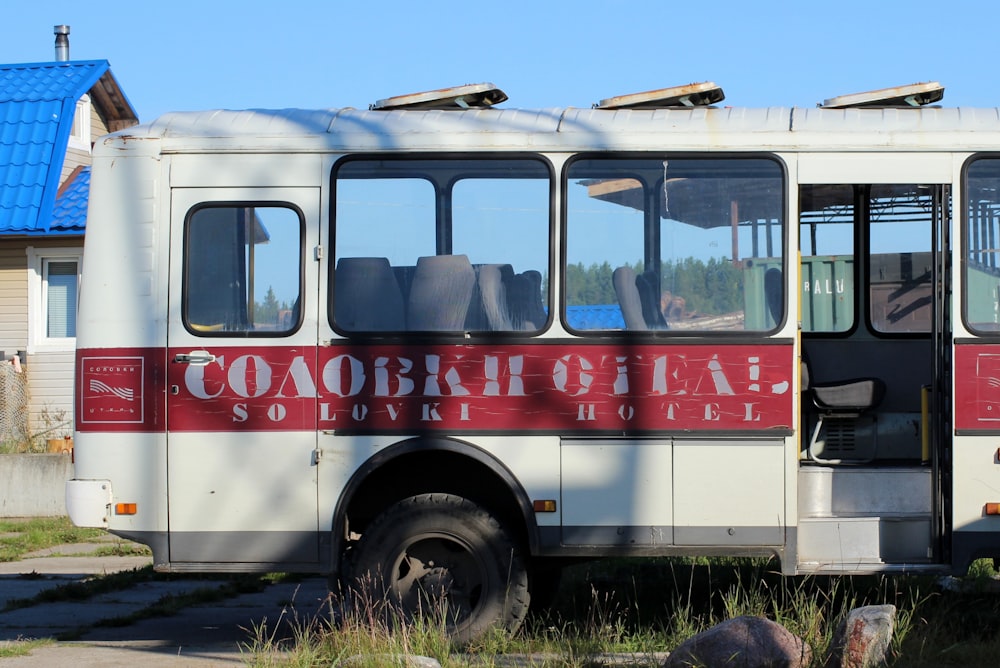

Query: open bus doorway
796;181;950;571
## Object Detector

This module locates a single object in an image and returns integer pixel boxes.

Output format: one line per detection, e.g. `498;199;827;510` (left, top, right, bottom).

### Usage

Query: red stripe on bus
77;343;794;433
955;343;1000;431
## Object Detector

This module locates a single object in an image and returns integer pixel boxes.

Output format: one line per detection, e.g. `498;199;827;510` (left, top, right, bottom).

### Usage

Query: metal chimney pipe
54;25;70;61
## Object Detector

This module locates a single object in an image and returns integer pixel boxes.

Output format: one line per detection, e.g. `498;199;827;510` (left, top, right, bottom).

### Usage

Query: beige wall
60;98;108;183
61;147;90;182
0;243;28;352
23;349;76;439
0;238;83;441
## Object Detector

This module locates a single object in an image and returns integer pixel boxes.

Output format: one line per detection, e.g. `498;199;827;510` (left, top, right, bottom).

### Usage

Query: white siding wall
60;99;107;183
0;244;28;353
24;349;75;439
25;238;83;437
62;148;90;183
0;239;82;444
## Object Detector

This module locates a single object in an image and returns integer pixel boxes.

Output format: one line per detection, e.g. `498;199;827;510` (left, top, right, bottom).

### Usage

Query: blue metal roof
565;304;626;330
50;165;89;234
0;60;109;235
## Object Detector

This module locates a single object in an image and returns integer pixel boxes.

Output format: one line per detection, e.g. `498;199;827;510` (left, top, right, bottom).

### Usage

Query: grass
0;516;105;562
0;565;198;615
53;575;276;641
241;557;1000;667
87;542;153;557
1;529;301;644
0;638;54;659
7;518;1000;666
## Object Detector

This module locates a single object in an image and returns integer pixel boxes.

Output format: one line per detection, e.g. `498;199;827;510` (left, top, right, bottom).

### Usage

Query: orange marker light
533;500;557;513
115;503;137;515
986;503;1000;516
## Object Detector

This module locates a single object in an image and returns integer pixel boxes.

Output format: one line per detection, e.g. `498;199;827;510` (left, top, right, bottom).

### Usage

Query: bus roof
98;104;1000;155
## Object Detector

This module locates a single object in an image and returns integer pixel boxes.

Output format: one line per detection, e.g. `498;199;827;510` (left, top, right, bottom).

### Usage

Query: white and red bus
67;81;1000;640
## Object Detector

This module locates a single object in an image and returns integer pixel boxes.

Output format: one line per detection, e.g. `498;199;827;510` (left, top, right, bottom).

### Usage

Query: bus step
797;515;933;566
799;465;932;517
794;560;947;576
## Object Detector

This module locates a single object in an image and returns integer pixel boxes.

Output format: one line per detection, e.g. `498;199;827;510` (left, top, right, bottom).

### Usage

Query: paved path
0;542;332;666
0;540;668;667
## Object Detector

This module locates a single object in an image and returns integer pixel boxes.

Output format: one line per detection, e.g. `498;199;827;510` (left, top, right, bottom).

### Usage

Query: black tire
344;493;529;645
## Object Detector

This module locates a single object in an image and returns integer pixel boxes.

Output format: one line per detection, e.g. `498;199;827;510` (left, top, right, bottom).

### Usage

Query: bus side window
184;204;302;335
451;175;550;333
565;157;784;333
966;158;1000;333
333;158;551;335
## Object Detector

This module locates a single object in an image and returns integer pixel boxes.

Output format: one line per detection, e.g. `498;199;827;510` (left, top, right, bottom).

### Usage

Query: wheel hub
392;537;483;621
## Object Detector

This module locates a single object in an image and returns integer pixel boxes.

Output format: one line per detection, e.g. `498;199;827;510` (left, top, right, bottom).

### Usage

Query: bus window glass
333;158;551;333
184;205;302;335
565;157;784;332
452;177;550;331
799;184;855;333
868;185;933;334
564;175;644;330
335;176;435;265
966;159;1000;333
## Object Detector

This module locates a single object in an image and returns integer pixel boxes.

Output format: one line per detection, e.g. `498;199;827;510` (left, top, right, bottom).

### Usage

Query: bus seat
613;266;647;330
408;254;476;331
334;257;405;331
392;265;417;305
468;264;514;331
802;352;886;462
636;270;668;329
510;269;546;331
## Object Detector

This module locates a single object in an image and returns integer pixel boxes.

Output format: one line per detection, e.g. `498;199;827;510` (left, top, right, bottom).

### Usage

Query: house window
68;94;91;152
26;247;82;351
44;260;78;337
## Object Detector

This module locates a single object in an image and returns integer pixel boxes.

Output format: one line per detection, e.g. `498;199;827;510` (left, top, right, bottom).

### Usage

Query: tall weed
242;557;1000;667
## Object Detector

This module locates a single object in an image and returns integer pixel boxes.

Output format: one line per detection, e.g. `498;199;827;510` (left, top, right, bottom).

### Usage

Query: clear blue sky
3;1;998;120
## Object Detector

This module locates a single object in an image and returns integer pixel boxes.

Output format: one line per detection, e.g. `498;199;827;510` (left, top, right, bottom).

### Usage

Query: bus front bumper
65;479;112;528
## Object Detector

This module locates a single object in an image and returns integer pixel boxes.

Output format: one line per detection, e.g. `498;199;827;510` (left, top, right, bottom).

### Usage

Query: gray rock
663;615;811;667
825;604;896;668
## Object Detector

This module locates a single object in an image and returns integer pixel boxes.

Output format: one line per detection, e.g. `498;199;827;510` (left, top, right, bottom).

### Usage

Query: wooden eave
90;69;138;131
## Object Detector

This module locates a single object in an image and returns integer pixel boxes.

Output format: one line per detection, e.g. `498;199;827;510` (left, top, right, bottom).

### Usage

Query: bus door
952;156;1000;570
166;187;321;566
796;157;952;569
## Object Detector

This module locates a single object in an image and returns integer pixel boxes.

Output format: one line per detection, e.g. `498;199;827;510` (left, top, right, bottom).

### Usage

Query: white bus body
67;86;1000;639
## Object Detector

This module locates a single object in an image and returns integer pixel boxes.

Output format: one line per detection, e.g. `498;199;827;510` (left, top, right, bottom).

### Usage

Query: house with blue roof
0;30;137;447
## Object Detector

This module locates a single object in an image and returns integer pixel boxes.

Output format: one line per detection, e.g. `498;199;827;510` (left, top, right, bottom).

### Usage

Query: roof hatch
819;81;945;109
371;83;508;110
594;82;725;109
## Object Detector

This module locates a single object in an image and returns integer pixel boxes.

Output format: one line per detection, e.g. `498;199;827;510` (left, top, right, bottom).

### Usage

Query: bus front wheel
344;493;529;644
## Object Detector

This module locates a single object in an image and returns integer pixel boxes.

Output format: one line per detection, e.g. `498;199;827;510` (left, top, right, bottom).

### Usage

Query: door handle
173;351;216;366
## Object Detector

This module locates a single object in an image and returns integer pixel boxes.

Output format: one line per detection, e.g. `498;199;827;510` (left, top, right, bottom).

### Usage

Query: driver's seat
802;354;886;463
